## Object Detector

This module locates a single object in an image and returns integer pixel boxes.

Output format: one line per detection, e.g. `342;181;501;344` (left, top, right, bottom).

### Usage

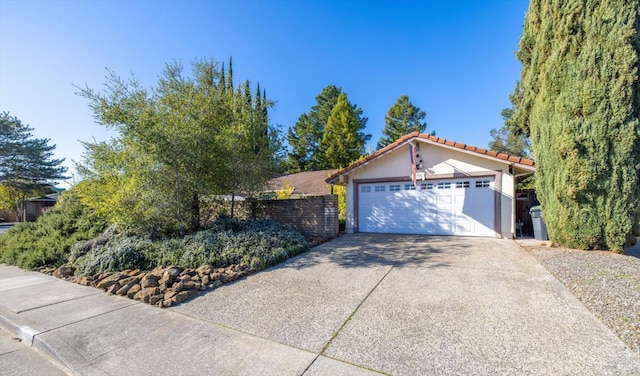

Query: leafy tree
318;93;371;169
77;59;278;235
0;112;67;221
377;95;428;149
513;0;640;252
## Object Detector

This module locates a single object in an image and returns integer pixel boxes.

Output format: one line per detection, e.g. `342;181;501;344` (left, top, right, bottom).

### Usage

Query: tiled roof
267;169;339;196
326;132;535;183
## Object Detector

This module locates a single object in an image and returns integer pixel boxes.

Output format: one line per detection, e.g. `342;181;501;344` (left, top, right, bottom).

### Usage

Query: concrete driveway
175;234;640;375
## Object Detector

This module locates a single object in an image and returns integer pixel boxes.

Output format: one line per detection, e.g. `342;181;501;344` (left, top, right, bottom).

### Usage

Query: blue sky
0;0;529;185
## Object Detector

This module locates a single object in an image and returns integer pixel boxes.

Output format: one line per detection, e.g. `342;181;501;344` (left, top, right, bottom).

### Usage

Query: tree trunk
190;192;200;233
230;192;235;218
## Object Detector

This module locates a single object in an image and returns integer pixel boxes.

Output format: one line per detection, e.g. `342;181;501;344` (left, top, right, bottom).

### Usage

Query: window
426;183;434;190
475;180;491;188
456;181;470;189
389;184;401;192
404;184;416;190
437;182;451;189
374;185;385;192
361;186;371;193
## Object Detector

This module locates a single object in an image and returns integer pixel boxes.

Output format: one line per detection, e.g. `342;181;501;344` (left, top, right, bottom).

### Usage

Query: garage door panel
358;178;496;237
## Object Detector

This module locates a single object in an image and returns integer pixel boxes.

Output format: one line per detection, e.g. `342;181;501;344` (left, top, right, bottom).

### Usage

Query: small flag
409;143;417;189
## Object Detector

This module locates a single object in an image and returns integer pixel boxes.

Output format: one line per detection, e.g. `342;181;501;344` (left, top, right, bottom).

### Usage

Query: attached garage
358;177;496;236
327;132;535;239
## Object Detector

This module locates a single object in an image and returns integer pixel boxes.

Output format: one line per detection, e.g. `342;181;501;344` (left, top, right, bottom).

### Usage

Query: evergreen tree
286;85;368;172
318;93;371;169
513;0;640;252
227;57;234;93
488;107;531;158
377;94;427;149
0;112;67;221
286;85;341;172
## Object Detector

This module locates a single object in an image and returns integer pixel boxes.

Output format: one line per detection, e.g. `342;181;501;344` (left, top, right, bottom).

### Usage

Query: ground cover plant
0;189;309;276
68;217;309;276
0;189;106;269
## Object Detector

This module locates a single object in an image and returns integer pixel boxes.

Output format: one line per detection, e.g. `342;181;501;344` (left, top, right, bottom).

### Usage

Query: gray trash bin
529;206;548;240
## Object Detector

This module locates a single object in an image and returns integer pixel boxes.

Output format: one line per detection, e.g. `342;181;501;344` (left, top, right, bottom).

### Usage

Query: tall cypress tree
514;0;640;252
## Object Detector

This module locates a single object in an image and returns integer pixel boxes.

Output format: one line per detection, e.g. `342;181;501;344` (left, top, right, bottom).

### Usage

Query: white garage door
358;177;496;237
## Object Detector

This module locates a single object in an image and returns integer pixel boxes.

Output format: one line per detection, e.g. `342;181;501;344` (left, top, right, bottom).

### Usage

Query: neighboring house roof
26;193;59;202
327;132;535;183
268;169;339;196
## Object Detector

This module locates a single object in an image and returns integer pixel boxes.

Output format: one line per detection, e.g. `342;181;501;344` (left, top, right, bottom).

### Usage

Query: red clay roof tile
326;132;535;183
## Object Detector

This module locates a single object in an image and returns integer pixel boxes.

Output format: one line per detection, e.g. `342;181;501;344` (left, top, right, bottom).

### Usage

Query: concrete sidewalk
1;326;68;376
0;264;373;375
1;235;640;375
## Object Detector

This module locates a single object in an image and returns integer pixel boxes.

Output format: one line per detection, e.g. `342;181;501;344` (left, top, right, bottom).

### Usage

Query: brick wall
254;195;339;238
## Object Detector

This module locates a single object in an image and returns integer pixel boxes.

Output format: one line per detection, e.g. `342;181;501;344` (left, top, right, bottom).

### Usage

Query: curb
0;305;75;375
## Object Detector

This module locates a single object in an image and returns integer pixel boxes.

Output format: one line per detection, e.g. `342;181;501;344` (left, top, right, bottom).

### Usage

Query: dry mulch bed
522;243;640;356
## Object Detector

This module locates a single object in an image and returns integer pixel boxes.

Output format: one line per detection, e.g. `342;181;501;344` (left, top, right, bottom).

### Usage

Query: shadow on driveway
283;233;477;271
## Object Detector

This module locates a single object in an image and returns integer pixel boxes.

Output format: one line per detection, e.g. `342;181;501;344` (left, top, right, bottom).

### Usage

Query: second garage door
358;177;496;237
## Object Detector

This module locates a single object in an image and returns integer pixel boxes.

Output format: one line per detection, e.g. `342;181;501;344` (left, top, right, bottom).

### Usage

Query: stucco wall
343;141;515;238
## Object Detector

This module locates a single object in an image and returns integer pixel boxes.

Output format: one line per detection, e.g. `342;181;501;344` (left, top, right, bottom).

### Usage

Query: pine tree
377;95;427;149
488;107;531;158
318;93;370;169
514;0;640;252
0;112;68;220
286;85;342;172
286;85;368;172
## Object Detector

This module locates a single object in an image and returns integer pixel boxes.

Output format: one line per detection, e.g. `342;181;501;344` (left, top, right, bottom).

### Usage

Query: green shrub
0;189;106;269
68;217;309;276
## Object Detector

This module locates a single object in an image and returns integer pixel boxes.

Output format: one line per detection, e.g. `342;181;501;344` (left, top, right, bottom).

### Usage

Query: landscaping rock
53;266;75;278
140;276;159;288
116;279;138;296
196;265;213;277
106;283;120;295
149;294;163;306
173;281;185;293
119;276;140;286
173;290;197;305
164;290;177;301
134;287;160;303
158;273;173;286
127;284;142;299
127;269;141;276
164;266;182;280
183;281;196;290
77;277;94;286
96;273;124;290
44;262;254;308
